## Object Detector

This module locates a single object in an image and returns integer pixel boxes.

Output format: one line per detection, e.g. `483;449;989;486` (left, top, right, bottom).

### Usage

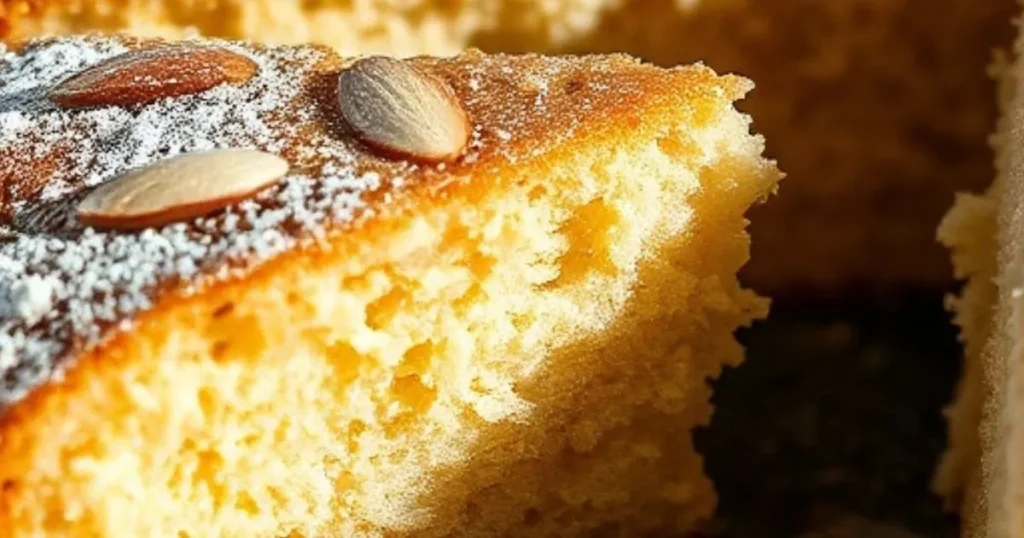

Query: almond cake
0;35;780;537
0;0;1012;294
937;5;1024;536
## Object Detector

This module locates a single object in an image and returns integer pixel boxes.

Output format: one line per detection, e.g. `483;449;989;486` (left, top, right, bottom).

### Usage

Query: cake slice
937;9;1024;537
0;36;780;537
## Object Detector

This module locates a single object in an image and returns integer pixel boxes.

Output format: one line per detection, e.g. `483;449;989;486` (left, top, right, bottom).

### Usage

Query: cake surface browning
0;36;780;537
0;35;711;405
0;0;1013;294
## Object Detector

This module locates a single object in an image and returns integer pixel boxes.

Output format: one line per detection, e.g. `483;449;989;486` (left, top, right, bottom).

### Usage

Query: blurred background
698;292;961;537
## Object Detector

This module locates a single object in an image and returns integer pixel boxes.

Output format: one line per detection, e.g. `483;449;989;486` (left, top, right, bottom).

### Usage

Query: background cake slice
937;6;1024;536
0;36;780;537
0;0;1013;295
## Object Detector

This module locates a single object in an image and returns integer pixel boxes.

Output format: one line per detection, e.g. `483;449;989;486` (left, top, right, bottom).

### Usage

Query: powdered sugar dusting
0;35;692;410
0;36;389;407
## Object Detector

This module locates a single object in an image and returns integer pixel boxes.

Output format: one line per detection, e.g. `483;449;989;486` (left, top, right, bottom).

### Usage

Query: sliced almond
49;44;258;110
338;56;469;161
77;149;288;230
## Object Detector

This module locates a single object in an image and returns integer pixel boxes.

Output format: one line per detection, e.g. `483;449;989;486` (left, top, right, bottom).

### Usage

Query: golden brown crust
0;0;1011;294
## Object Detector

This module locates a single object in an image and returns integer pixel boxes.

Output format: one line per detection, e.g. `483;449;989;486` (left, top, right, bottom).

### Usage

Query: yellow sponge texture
0;78;779;536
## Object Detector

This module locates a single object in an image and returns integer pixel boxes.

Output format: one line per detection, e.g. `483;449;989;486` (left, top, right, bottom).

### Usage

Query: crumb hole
346;420;366;452
235;492;260;515
657;133;701;161
210;340;229;360
198;388;217;418
511;313;532;333
527;185;548;202
547;197;620;287
391;375;437;414
397;341;434;377
466;251;495;281
366;287;409;330
327;342;363;387
212;302;234;318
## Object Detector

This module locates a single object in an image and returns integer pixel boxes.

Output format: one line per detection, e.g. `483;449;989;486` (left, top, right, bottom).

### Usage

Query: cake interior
0;85;777;537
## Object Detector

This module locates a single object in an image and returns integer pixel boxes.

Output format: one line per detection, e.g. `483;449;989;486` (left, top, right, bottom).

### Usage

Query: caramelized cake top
0;34;748;410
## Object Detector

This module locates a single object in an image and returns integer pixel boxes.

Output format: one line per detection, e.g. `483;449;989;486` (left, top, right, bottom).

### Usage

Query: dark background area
696;290;963;538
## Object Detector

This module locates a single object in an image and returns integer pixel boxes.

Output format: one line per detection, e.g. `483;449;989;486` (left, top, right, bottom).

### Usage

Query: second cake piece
938;4;1024;536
